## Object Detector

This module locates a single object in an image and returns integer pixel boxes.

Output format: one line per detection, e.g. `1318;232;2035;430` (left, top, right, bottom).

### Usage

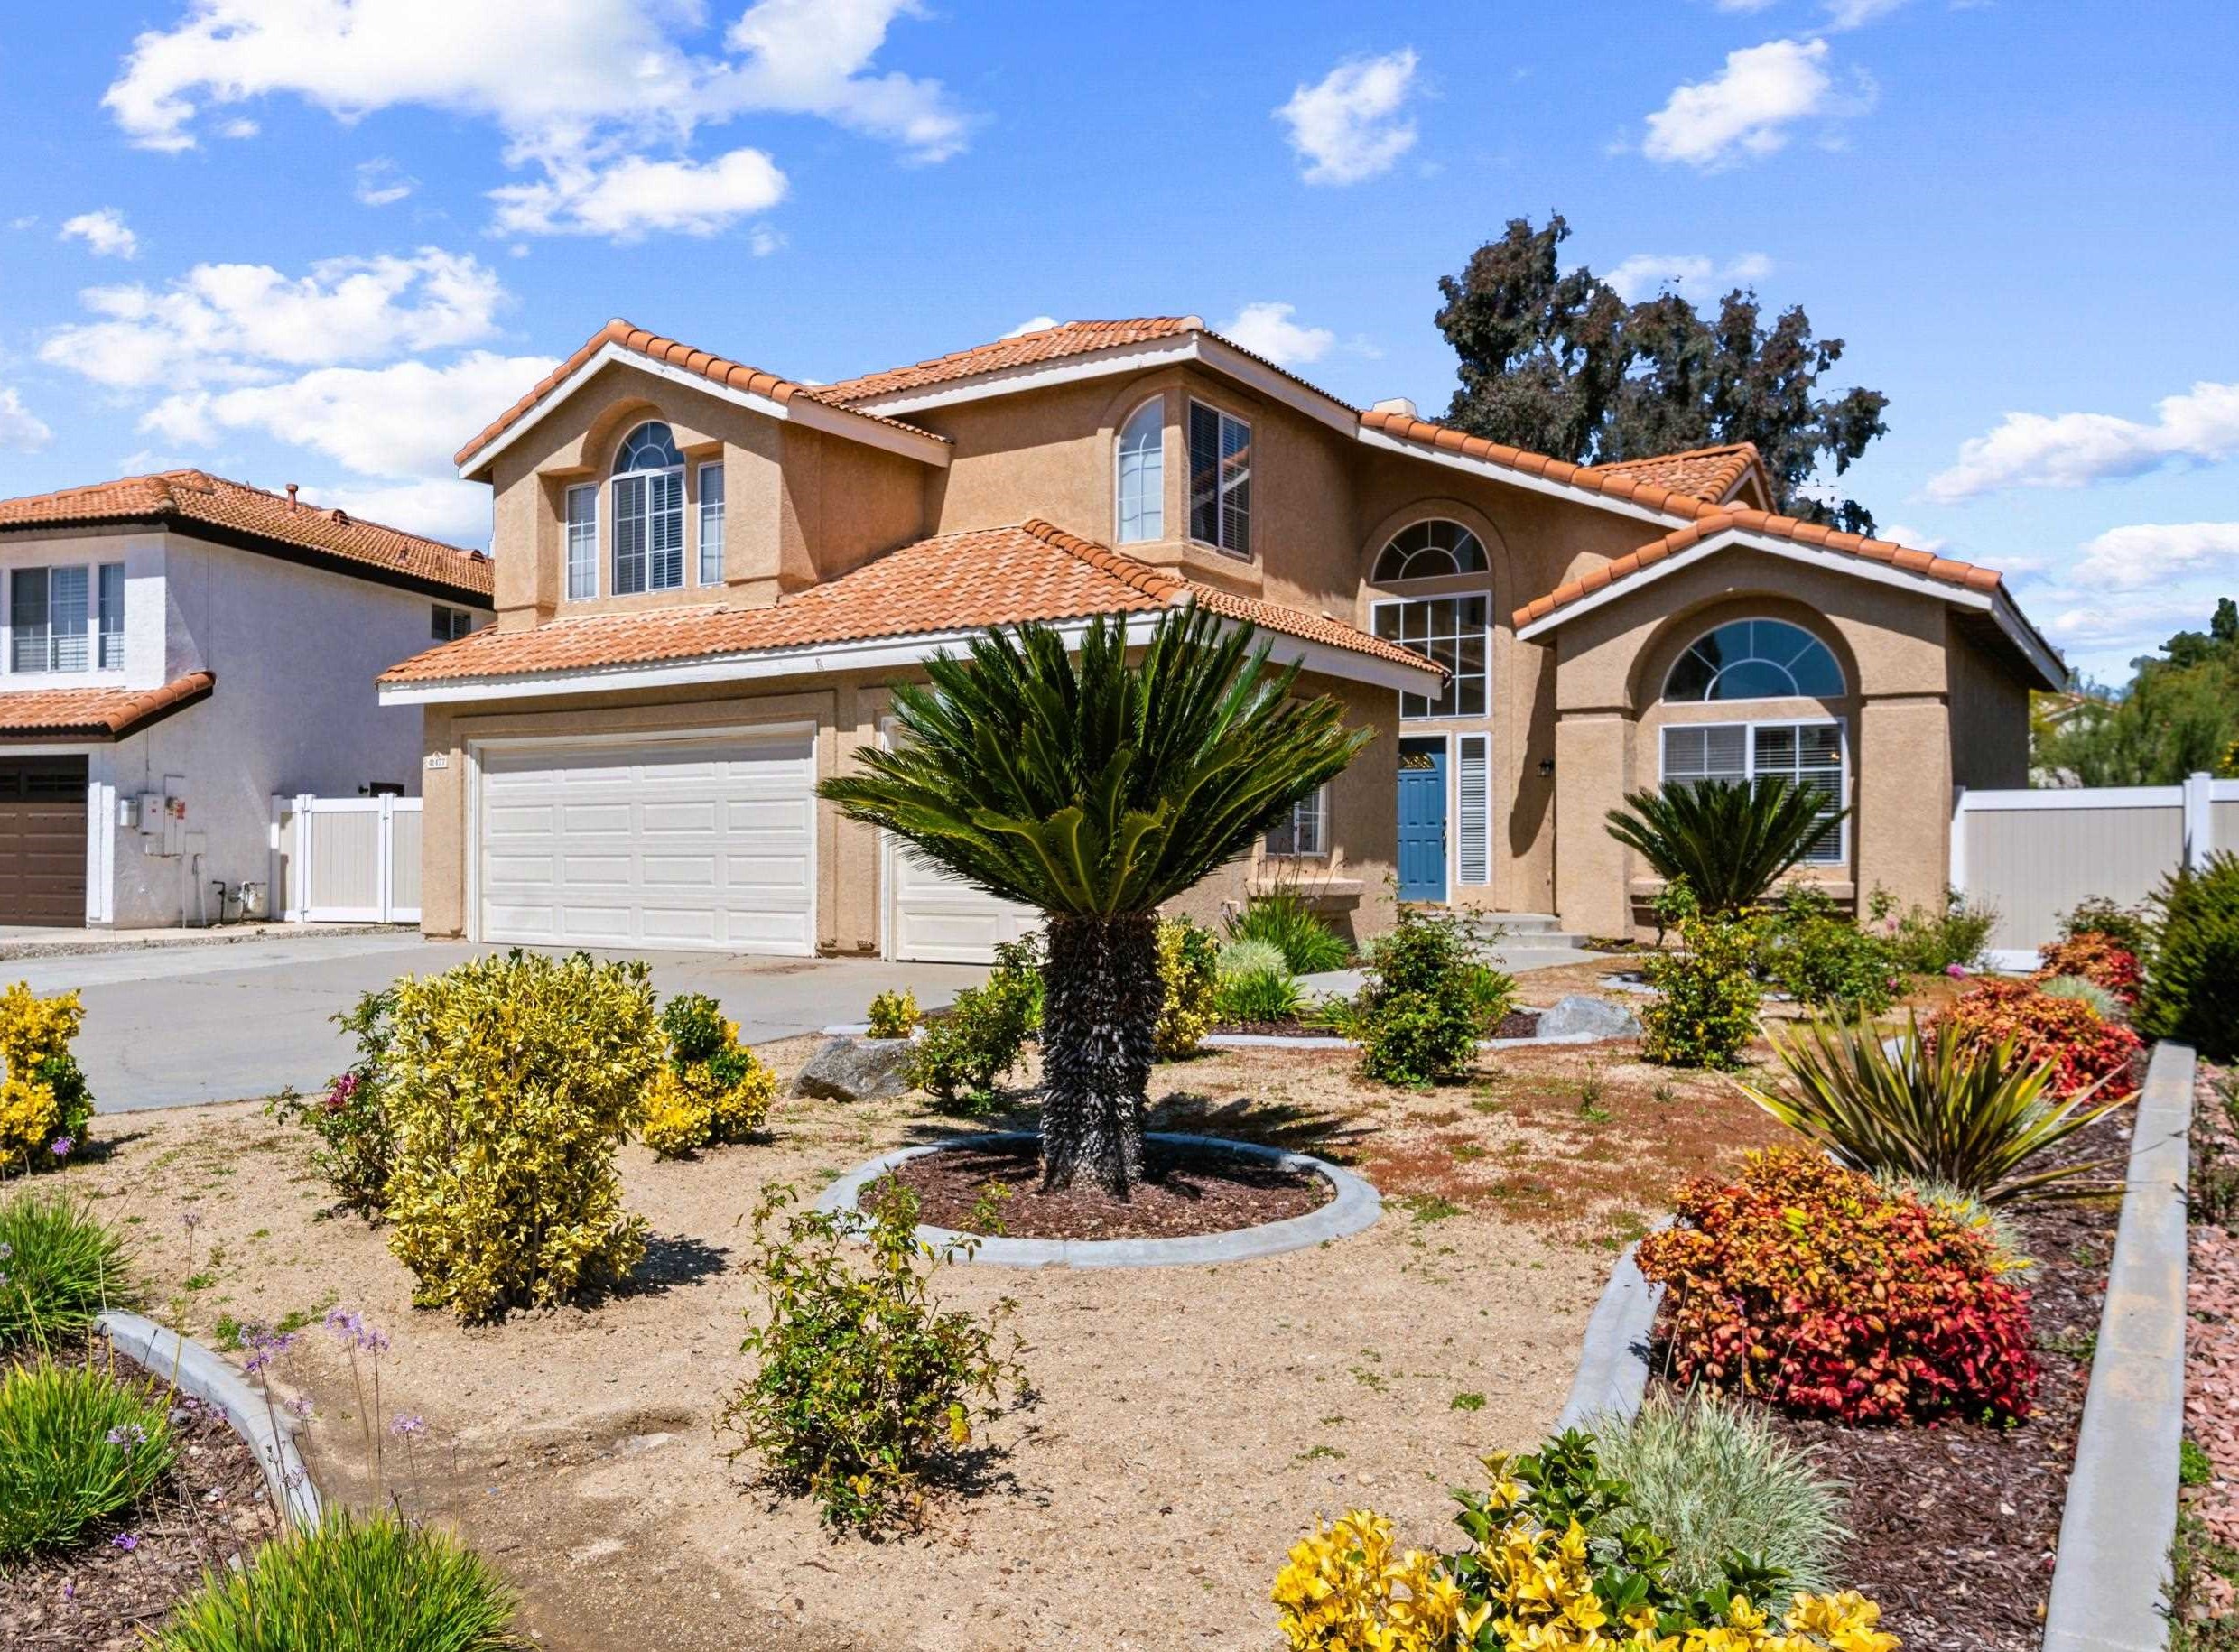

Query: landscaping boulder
792;1035;915;1102
1534;994;1641;1040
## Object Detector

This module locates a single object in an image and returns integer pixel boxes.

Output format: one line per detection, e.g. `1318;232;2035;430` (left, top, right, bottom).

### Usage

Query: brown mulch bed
0;1342;282;1650
1643;1107;2128;1652
2183;1060;2239;1626
874;1137;1333;1239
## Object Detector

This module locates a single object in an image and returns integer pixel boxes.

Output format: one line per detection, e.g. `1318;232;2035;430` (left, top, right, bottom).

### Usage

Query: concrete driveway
3;932;988;1114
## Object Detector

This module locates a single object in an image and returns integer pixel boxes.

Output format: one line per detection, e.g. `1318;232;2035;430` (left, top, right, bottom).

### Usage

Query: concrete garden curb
1555;1222;1671;1432
1200;1028;1614;1051
96;1309;321;1530
2042;1038;2196;1652
813;1130;1381;1267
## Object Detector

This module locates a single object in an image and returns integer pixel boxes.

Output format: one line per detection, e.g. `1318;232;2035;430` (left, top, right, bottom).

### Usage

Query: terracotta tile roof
0;471;492;599
380;520;1435;686
452;319;948;471
1512;509;2010;629
1584;442;1764;504
1358;407;1735;522
812;319;1203;406
0;672;214;740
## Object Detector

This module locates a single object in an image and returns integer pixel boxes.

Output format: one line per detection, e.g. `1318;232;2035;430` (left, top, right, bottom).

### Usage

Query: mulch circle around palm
874;1137;1334;1241
0;1342;282;1652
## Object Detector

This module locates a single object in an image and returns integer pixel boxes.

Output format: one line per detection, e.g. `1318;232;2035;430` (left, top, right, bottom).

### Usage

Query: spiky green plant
1742;1012;2130;1204
0;1357;177;1557
0;1189;135;1349
1605;776;1846;914
821;606;1369;1193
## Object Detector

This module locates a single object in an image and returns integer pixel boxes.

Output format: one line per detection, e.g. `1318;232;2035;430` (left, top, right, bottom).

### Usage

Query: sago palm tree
822;606;1370;1194
1604;775;1847;914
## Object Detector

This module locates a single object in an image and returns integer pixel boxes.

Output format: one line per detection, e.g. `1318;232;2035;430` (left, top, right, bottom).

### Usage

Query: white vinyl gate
274;794;422;924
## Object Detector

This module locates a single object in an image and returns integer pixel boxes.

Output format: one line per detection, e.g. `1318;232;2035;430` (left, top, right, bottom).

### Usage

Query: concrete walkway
3;933;986;1115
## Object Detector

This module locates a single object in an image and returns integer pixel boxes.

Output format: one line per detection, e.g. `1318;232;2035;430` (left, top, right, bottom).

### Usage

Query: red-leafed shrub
1929;978;2142;1099
2032;933;2143;1007
1634;1149;2039;1425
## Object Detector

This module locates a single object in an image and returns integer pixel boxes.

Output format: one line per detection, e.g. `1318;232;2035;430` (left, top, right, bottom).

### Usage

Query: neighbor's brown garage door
0;757;87;926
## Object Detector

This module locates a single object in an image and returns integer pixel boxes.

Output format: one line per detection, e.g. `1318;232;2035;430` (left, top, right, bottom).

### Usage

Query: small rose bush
1928;978;2141;1099
2032;932;2142;1007
0;984;93;1173
273;987;395;1215
1634;1148;2038;1424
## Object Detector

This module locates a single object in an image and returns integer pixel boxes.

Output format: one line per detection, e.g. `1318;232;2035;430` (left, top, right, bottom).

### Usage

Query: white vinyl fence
269;794;422;924
1953;771;2238;967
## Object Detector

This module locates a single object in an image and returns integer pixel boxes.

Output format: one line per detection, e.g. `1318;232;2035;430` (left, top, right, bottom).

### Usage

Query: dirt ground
53;1015;1790;1652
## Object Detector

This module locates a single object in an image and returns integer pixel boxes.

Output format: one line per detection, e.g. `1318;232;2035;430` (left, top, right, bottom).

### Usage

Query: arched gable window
1374;519;1488;582
1116;399;1163;543
1662;618;1844;702
612;421;685;594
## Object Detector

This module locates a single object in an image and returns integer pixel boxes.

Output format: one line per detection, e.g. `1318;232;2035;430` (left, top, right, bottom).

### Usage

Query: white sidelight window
697;461;726;585
1265;785;1327;857
1116;399;1164;543
1187;401;1250;556
612;422;685;594
1372;596;1489;719
565;484;598;599
1458;734;1491;885
97;563;124;669
1662;719;1847;865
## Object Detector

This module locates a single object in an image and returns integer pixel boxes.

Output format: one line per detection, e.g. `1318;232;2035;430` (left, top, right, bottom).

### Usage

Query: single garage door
887;843;1036;964
0;757;87;927
478;732;814;954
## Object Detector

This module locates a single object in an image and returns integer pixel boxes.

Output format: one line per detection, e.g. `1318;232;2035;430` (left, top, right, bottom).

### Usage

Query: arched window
1374;519;1488;582
1116;399;1164;543
611;421;685;594
1662;618;1844;702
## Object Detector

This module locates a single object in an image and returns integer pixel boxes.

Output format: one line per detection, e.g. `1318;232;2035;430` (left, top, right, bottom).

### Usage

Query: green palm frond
821;605;1373;918
1605;776;1846;913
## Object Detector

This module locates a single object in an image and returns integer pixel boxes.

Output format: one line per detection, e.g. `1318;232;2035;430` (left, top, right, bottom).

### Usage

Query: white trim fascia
1956;784;2184;812
459;341;951;480
381;610;1439;708
1985;586;2067;691
1355;424;1684;531
1513;526;1997;642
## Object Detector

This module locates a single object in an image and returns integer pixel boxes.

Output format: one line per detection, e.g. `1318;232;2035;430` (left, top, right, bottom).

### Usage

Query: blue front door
1396;740;1447;904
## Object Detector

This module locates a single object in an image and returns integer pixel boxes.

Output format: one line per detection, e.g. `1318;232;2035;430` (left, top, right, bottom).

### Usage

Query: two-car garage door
478;732;815;955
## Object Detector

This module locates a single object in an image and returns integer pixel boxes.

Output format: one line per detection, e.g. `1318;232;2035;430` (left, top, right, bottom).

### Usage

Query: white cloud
141;350;556;480
1606;250;1774;302
100;0;964;237
1002;315;1060;339
40;248;508;389
1926;382;2239;501
318;476;497;546
2069;523;2239;591
1823;0;1910;26
2036;590;2212;656
1642;38;1866;167
1276;49;1421;185
218;116;258;137
354;158;417;207
488;146;785;238
1878;523;1948;554
1217;302;1335;367
1716;0;1780;10
0;388;52;452
60;209;139;259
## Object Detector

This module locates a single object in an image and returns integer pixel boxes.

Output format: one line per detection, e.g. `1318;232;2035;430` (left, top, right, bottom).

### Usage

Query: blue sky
2;0;2233;682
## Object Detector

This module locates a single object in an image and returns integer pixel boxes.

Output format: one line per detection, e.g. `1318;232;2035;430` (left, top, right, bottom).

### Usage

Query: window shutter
1458;736;1490;886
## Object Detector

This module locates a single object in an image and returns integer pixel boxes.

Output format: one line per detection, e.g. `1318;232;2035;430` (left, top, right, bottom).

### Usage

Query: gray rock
1533;993;1641;1040
792;1035;915;1102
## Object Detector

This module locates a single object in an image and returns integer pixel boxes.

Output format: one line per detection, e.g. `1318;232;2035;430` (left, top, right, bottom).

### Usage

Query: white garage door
887;842;1036;964
478;731;815;954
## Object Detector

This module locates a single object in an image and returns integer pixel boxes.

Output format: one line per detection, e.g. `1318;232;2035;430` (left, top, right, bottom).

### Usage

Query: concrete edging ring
812;1130;1381;1268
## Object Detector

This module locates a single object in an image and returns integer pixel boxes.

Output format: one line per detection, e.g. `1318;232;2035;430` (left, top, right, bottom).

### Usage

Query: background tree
822;608;1369;1195
2034;598;2239;784
1435;214;1891;534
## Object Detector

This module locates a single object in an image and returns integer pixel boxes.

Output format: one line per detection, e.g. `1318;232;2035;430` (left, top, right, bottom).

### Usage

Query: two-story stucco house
0;470;492;927
379;316;2062;961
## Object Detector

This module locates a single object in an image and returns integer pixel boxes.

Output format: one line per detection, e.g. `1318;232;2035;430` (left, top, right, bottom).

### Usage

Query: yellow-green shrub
1154;914;1220;1059
641;993;776;1159
865;988;921;1040
0;984;92;1172
381;951;663;1321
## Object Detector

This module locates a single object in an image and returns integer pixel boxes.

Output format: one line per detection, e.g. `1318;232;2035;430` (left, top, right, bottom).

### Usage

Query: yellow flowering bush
1274;1431;1900;1652
1155;914;1220;1059
0;984;92;1172
641;994;776;1160
382;951;664;1321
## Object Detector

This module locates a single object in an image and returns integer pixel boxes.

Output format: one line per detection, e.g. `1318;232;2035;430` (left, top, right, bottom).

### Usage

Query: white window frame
1372;519;1489;585
696;460;726;586
1264;784;1328;858
611;423;685;595
1115;397;1165;544
97;562;124;670
7;563;109;675
432;604;477;643
1662;617;1846;704
1659;717;1850;867
1370;595;1491;721
1187;399;1250;558
565;483;599;600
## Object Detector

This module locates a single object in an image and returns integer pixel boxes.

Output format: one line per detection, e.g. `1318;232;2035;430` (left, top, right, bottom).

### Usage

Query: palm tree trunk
1038;912;1158;1195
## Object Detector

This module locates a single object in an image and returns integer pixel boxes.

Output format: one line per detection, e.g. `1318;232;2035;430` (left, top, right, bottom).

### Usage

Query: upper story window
1664;618;1844;702
1116;399;1164;544
1187;401;1250;557
10;563;122;674
1373;596;1489;719
432;604;478;642
1374;519;1487;582
697;461;725;585
565;484;598;600
611;421;685;595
